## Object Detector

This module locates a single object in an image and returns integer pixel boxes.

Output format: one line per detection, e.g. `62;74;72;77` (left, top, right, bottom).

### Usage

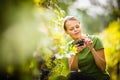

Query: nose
74;28;77;32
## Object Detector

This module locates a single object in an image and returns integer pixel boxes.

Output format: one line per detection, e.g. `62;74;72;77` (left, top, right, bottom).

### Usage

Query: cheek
67;31;74;35
68;32;76;38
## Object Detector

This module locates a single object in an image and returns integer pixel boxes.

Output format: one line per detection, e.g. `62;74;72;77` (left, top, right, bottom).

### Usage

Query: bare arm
68;37;106;71
68;44;85;71
90;48;106;71
85;38;106;71
68;54;78;71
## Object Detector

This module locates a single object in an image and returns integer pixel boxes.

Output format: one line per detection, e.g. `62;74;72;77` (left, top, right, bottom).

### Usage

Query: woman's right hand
75;44;85;53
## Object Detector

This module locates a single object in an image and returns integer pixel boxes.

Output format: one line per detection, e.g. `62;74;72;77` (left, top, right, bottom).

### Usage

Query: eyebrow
69;25;79;29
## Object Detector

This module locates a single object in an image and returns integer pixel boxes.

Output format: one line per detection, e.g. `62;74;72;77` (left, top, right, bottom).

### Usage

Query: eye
76;25;80;28
69;28;74;31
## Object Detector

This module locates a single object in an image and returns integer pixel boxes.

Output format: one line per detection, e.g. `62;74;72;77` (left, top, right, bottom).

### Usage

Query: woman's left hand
84;38;93;50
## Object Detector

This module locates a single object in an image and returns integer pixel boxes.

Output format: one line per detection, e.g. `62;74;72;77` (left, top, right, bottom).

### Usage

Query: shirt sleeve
93;36;104;50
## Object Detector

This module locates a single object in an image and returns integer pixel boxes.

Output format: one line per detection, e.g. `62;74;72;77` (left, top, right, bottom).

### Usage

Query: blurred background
0;0;120;80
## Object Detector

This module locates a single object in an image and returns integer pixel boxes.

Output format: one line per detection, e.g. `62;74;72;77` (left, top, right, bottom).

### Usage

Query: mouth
74;32;80;35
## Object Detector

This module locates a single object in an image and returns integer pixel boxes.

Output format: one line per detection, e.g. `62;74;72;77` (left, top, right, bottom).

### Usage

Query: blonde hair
63;16;80;31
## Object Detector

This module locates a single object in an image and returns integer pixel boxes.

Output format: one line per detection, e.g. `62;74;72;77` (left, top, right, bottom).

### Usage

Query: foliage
32;0;70;79
0;0;69;79
1;0;120;80
100;20;120;80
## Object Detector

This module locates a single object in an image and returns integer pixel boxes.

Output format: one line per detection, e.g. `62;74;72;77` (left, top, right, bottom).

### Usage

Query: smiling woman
63;16;82;41
63;16;110;80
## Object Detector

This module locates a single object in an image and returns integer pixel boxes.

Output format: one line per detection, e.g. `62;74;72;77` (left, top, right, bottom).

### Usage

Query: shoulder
88;34;98;39
88;35;104;50
87;34;101;41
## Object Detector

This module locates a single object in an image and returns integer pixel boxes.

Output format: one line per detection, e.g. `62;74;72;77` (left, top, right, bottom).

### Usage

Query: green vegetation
0;0;120;80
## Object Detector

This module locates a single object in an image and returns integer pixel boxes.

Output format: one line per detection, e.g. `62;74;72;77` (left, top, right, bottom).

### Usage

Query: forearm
69;54;78;71
90;48;106;71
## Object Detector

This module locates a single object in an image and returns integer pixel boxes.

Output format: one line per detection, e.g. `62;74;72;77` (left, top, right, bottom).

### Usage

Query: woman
63;16;110;80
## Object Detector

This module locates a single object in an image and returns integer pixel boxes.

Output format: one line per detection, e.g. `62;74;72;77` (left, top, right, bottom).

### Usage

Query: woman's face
65;20;82;40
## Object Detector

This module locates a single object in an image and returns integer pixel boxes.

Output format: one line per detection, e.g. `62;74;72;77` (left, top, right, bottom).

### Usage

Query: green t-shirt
67;35;110;80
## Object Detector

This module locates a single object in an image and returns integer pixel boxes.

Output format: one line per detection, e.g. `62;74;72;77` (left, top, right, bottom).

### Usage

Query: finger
75;44;80;47
90;41;93;44
78;46;83;50
84;38;90;44
77;48;82;53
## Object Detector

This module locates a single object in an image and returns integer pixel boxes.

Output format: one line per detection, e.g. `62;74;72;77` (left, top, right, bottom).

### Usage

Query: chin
74;37;80;40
